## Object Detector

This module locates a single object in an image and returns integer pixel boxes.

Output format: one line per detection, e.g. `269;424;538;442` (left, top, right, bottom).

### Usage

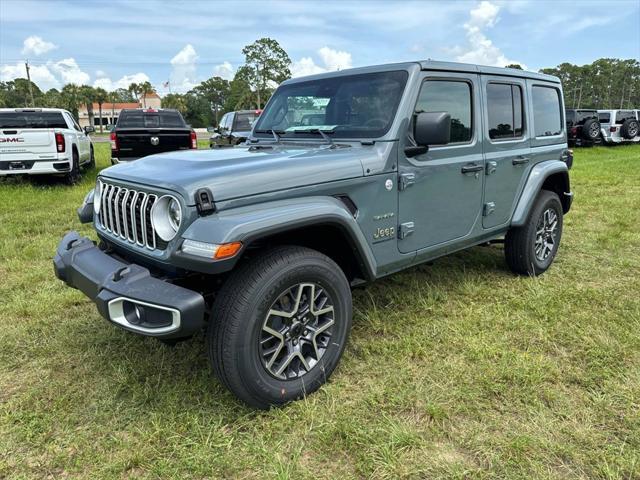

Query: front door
398;73;484;253
481;76;531;228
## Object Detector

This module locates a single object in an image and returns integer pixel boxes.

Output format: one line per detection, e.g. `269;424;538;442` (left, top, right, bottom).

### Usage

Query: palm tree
94;87;108;133
128;83;142;106
79;85;97;127
139;81;154;108
108;91;118;126
61;84;81;120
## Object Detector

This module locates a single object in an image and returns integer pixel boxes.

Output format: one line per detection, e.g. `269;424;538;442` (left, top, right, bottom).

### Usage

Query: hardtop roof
281;59;560;85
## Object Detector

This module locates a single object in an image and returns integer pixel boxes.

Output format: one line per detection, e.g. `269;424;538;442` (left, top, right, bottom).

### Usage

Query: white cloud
212;61;234;81
21;36;57;56
93;72;150;91
291;47;353;78
170;44;198;92
454;1;525;69
48;58;90;85
0;61;60;90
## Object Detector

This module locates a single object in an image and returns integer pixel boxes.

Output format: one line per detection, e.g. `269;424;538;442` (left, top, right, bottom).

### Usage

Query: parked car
0;108;94;183
209;109;261;147
55;61;573;409
597;109;640;144
565;109;601;146
110;108;197;164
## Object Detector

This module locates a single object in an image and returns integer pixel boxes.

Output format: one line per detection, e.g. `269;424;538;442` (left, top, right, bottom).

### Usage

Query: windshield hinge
398;173;415;191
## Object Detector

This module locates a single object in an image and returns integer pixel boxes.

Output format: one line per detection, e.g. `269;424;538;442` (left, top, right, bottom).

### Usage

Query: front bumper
53;231;205;338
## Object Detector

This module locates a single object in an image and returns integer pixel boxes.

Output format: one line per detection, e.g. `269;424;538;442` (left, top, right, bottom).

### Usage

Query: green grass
1;144;639;479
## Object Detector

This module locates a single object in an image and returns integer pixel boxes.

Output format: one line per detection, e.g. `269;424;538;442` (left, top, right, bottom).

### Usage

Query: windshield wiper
289;128;336;147
253;129;286;143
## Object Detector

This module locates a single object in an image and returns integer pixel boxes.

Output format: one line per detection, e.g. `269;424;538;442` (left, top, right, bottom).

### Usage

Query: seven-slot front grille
97;180;161;250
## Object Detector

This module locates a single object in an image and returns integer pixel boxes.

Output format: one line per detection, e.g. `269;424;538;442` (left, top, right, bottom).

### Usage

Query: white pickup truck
0;108;95;183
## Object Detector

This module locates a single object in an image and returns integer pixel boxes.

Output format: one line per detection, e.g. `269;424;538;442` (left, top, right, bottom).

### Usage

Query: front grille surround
97;180;163;251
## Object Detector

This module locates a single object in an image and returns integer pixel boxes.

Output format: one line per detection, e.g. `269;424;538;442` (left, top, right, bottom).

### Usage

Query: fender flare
511;160;571;227
181;196;377;280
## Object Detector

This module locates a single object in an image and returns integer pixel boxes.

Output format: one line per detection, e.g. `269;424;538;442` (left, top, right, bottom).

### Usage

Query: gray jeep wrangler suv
54;61;573;409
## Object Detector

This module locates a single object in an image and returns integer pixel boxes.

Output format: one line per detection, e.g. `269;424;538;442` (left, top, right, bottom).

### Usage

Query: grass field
1;144;639;479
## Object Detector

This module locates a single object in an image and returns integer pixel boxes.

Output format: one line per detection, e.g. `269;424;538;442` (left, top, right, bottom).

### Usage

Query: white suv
0;108;94;183
597;109;640;144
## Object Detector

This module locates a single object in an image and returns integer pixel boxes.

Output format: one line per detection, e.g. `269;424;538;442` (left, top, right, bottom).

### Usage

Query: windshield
254;70;408;139
0;111;67;129
117;111;186;128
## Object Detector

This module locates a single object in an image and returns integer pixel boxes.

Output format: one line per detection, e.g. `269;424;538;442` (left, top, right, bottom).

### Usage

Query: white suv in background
597;109;640;144
0;108;95;183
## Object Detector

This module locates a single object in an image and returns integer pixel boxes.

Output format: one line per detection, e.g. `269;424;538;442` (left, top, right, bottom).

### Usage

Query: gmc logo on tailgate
0;137;25;143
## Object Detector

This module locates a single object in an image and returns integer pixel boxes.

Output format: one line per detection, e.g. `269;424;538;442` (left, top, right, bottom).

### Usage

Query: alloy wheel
535;208;559;261
260;282;335;380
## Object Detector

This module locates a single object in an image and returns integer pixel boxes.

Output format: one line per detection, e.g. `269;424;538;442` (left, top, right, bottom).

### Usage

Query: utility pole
25;60;35;107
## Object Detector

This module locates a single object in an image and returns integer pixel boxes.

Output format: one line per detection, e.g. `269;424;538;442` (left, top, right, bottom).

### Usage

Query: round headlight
151;195;182;241
93;180;102;214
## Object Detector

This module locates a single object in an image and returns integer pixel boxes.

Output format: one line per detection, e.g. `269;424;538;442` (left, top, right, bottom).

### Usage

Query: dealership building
78;92;162;128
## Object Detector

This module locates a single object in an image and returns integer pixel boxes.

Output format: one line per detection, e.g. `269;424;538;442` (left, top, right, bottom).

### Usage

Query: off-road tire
581;118;600;141
207;246;352;409
505;190;563;276
620;119;639;139
65;150;81;185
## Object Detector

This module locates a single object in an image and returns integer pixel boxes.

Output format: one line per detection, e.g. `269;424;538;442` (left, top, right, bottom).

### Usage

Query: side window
415;80;472;143
532;86;562;137
487;83;524;140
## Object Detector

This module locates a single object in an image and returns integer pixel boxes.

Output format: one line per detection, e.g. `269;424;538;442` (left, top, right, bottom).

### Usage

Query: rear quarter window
599;113;611;123
0;111;67;129
532;86;562;137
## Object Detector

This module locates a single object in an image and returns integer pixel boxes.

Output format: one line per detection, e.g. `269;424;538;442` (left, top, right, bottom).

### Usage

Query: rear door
63;112;90;161
481;76;531;229
397;72;484;253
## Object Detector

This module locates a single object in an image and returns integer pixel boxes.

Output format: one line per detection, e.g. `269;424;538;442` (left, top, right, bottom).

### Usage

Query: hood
101;144;366;204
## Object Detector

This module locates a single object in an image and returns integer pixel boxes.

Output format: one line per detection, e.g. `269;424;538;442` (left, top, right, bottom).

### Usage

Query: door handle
512;156;530;165
461;163;483;174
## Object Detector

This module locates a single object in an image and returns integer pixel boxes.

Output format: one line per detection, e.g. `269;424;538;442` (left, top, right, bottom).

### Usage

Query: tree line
1;42;638;129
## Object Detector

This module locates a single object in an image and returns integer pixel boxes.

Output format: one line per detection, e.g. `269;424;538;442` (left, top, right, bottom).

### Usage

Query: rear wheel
65;150;81;185
86;146;95;170
207;246;352;409
505;190;563;276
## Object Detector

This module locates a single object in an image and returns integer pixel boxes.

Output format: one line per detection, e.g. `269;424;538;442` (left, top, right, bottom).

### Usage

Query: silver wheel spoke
260;281;335;380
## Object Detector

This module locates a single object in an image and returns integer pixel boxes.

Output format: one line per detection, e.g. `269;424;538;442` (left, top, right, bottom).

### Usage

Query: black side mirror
415;111;451;146
84;126;95;134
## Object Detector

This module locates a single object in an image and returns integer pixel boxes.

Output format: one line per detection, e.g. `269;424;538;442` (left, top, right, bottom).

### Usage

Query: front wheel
505;190;563;276
207;246;352;409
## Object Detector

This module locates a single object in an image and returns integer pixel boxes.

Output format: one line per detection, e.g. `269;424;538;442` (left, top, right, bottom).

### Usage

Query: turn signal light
214;242;242;259
190;130;197;149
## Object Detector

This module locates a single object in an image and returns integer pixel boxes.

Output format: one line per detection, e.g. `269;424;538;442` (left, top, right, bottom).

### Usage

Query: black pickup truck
110;109;197;164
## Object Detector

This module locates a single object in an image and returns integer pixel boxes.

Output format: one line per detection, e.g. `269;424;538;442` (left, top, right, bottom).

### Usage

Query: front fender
511;160;570;227
181;196;377;279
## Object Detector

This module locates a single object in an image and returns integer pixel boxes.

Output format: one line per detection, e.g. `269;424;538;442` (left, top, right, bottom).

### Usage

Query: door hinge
398;173;415;191
483;202;496;216
398;222;415;239
486;161;497;175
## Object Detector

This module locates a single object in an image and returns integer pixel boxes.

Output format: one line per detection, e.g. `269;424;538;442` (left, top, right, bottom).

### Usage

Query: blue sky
1;0;639;94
